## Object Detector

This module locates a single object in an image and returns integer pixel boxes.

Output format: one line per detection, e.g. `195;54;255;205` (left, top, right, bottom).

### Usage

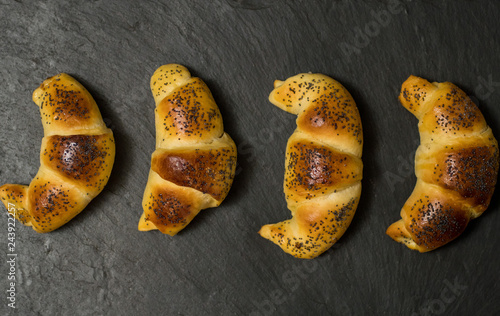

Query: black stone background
0;1;499;315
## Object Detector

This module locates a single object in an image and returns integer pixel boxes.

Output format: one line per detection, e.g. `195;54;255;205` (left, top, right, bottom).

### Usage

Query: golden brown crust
150;64;192;104
151;145;236;201
142;184;200;235
28;173;89;233
260;184;360;258
0;184;31;225
260;73;363;259
284;140;362;202
398;182;471;252
269;73;362;157
417;144;499;209
399;75;437;117
420;85;487;138
41;134;115;195
139;170;216;236
297;88;362;147
0;73;115;233
139;64;237;235
156;78;223;143
32;73;107;135
387;75;499;252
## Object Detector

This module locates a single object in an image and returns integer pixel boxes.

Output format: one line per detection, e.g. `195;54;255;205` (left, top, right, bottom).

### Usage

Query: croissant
138;64;237;236
259;73;363;259
0;74;115;233
386;75;499;252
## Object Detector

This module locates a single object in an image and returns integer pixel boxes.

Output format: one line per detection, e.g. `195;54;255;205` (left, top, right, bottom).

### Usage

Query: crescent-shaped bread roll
138;64;237;236
0;74;115;233
259;73;363;259
386;75;499;252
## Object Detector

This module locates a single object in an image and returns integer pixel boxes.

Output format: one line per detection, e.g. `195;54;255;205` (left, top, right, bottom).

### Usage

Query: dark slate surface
1;1;499;315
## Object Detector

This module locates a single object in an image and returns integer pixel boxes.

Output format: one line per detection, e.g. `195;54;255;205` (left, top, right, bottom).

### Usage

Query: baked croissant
0;73;115;233
386;75;499;252
138;64;237;236
259;73;363;259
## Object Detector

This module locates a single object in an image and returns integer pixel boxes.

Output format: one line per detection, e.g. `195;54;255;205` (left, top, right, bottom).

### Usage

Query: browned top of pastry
402;188;470;251
143;184;202;234
155;78;223;143
284;137;362;203
33;73;107;135
41;134;115;195
28;175;89;233
269;73;362;157
400;75;487;138
151;145;236;202
417;144;499;208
